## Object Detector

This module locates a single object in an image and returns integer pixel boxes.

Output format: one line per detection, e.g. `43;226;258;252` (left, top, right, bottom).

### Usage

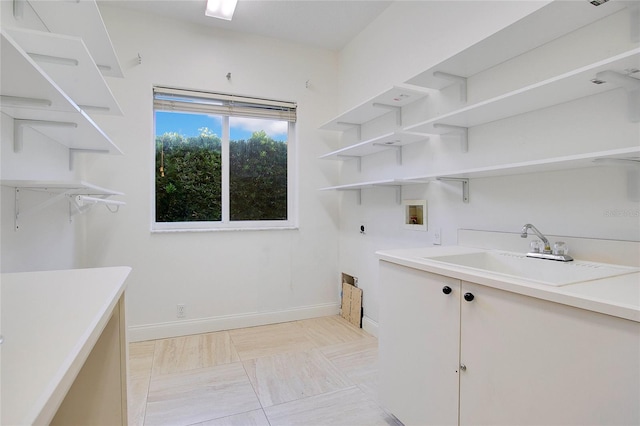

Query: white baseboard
362;315;378;337
128;302;340;342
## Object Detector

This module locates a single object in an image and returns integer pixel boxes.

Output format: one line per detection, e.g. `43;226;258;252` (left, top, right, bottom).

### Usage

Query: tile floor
128;315;402;426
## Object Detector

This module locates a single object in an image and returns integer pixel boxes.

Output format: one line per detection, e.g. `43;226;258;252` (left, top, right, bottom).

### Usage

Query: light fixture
205;0;238;21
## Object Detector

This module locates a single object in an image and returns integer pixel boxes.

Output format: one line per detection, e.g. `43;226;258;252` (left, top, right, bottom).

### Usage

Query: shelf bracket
433;71;467;103
593;70;640;122
372;143;403;165
69;148;110;171
14;187;73;231
13;0;24;19
336;155;362;172
372;103;402;126
14;119;78;153
434;123;468;152
337;121;362;140
437;177;469;203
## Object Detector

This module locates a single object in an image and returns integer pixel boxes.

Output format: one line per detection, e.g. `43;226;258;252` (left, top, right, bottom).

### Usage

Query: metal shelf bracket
592;70;640;122
14;119;77;152
433;71;468;103
437;177;470;203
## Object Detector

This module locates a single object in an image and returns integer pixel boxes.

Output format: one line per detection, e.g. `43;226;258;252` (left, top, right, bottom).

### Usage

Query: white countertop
377;246;640;323
1;266;131;425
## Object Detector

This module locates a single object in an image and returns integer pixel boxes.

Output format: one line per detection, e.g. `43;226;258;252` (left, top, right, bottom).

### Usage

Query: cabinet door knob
464;292;475;302
460;364;467;371
442;286;452;295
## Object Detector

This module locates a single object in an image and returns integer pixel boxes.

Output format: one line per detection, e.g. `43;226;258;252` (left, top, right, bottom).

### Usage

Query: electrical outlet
177;304;186;318
434;227;442;245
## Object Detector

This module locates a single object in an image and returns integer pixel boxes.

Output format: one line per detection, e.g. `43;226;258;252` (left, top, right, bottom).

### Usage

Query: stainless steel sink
424;251;638;286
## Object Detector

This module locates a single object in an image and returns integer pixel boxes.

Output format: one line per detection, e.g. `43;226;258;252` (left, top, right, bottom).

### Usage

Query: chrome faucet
520;223;551;253
520;223;573;262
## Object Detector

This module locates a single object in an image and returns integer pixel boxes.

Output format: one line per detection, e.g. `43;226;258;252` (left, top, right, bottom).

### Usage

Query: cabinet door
379;261;460;426
459;281;640;425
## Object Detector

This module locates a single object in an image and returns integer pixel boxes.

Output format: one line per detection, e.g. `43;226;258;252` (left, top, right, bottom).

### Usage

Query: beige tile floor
128;315;402;426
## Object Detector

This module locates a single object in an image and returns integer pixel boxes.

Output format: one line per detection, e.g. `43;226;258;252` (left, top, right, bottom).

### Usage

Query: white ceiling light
205;0;238;21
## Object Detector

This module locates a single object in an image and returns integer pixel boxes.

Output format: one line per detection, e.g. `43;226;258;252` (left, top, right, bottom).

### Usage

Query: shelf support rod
372;143;403;165
437;177;469;203
372;103;402;126
14;119;78;153
434;123;468;152
433;71;467;103
336;155;362;172
337;122;362;140
69;148;110;171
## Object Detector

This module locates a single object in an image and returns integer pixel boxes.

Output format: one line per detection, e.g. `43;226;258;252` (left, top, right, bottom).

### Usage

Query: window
152;87;297;231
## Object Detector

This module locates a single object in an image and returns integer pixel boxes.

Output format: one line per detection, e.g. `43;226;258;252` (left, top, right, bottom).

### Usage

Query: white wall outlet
177;304;186;318
434;228;442;245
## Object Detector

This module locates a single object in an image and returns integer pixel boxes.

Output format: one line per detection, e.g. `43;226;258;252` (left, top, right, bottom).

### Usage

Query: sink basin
424;251;638;286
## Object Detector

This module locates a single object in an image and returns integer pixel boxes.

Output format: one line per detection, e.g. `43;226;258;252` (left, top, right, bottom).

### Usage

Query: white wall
81;5;341;340
0;1;81;273
334;1;640;331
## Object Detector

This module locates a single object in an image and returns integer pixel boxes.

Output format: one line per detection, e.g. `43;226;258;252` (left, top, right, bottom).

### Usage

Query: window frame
151;87;298;232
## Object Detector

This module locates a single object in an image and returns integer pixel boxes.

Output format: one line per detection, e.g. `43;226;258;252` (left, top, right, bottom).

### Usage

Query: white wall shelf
0;31;123;157
319;85;431;132
23;0;124;78
1;180;125;230
405;1;633;90
409;147;640;181
405;146;640;203
319;131;429;167
320;179;428;205
6;27;123;116
405;48;640;137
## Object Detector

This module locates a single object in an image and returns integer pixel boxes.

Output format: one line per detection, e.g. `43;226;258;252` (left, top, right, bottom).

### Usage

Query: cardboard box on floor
341;273;362;328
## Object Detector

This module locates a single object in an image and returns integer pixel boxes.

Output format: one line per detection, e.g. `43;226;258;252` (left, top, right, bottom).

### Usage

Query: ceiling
101;0;394;51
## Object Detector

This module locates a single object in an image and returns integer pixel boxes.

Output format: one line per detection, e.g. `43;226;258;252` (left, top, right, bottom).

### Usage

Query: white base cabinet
379;261;640;426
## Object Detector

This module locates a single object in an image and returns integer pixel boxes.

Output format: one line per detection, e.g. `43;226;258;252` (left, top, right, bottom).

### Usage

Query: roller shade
153;86;297;122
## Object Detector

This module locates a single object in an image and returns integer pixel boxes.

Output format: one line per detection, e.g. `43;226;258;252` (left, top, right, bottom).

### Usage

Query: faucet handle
529;240;543;253
553;241;568;255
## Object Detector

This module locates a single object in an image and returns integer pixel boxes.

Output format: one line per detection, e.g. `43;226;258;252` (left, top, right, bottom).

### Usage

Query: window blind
153;86;297;122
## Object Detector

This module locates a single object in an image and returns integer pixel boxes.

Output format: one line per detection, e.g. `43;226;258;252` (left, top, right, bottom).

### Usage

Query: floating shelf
5;28;123;116
319;131;428;166
25;0;124;78
319;85;431;132
0;31;122;155
403;147;639;182
319;179;428;205
406;0;632;90
1;180;125;230
405;48;640;136
320;147;639;204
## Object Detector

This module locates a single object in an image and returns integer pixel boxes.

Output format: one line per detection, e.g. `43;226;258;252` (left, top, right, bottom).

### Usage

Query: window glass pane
155;111;223;222
229;117;288;221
